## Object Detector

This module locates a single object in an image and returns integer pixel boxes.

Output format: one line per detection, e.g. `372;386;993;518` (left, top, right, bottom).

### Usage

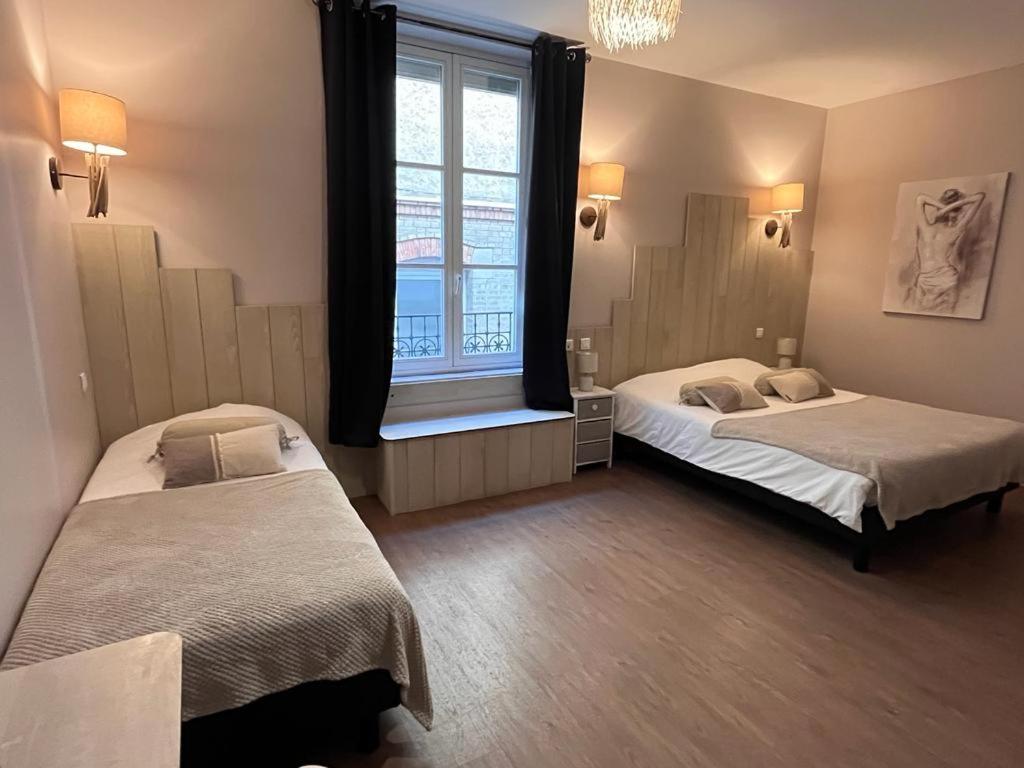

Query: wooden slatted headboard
568;192;814;388
73;224;326;450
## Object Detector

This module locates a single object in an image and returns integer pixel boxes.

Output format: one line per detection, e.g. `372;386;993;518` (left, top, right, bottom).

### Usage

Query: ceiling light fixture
588;0;683;53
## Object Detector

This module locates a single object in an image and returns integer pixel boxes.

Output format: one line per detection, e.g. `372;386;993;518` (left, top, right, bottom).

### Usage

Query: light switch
755;327;765;339
580;337;592;351
79;372;89;393
565;338;574;352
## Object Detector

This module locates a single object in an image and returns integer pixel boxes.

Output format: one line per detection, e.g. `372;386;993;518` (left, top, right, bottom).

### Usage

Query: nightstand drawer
576;419;612;443
576;439;611;464
578;397;613;420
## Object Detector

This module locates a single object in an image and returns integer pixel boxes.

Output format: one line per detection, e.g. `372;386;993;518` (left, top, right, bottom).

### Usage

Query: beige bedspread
711;397;1024;528
0;469;432;727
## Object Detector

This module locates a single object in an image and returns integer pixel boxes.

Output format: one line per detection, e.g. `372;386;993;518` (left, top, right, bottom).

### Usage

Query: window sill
390;366;522;386
380;408;571;441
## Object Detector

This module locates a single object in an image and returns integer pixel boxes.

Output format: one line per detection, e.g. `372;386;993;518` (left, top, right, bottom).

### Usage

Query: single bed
614;359;1022;570
1;404;432;758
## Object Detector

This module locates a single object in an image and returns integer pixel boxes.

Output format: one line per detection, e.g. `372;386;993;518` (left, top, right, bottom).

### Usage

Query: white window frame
394;40;531;379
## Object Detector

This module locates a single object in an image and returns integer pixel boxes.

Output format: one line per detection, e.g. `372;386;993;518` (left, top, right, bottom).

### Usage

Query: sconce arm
48;157;88;190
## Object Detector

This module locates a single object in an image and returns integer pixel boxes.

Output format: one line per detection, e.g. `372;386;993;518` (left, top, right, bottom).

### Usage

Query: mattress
614;359;877;531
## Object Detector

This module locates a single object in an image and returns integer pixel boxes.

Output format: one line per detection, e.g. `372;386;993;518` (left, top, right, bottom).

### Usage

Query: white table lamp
777;337;798;369
577;351;599;391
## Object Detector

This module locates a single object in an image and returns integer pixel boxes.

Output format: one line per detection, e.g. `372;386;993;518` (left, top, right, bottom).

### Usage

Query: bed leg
986;492;1005;514
354;712;381;754
853;543;871;573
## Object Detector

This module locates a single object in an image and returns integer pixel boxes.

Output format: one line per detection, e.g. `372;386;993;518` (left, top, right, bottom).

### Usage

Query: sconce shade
59;89;127;156
771;183;803;214
588;163;625;201
776;337;798;356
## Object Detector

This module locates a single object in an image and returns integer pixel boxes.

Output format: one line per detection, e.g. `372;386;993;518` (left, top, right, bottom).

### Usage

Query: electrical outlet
755;327;765;339
565;338;574;352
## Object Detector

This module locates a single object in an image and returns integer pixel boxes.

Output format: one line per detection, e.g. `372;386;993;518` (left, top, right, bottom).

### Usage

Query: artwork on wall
883;172;1009;320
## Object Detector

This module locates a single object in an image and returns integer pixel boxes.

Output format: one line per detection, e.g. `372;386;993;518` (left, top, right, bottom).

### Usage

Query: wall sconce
764;182;804;249
579;162;625;241
48;89;128;218
777;337;798;369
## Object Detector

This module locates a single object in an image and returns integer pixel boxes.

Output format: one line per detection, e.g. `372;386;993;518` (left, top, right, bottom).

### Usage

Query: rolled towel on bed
694;381;769;414
753;367;834;399
679;376;739;405
765;370;826;403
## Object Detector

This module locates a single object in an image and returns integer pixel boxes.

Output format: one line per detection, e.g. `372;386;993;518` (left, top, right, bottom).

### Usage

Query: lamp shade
776;337;798;356
59;89;127;156
588;163;625;201
771;182;804;214
576;351;599;375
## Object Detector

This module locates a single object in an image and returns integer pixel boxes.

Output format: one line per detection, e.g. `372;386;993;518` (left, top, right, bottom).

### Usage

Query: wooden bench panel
377;416;574;515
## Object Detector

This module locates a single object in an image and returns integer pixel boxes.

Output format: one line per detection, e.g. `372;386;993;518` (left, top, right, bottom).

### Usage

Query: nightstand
571;386;615;473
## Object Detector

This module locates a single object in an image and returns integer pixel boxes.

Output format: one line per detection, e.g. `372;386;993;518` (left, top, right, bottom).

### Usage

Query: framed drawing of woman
883;172;1009;320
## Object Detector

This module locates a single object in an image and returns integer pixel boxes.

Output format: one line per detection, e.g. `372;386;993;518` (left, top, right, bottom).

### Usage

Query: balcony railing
393;314;442;359
393;312;514;359
462;311;513;355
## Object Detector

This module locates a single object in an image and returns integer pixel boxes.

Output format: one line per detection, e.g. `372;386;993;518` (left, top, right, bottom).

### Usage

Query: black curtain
318;0;397;447
522;36;586;412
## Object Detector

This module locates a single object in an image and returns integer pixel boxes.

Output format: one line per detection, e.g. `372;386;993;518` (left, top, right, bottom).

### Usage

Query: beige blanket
0;469;432;727
711;397;1024;528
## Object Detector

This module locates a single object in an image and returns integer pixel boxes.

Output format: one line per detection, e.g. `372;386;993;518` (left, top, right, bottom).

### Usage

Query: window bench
377;409;575;515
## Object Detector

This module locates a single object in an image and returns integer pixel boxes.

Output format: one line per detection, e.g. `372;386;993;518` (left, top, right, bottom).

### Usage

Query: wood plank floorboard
332;458;1024;767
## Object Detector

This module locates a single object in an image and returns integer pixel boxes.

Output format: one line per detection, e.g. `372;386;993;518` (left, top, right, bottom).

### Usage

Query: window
394;42;529;377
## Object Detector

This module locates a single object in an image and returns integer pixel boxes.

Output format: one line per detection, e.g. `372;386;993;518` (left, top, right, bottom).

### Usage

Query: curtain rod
311;0;590;61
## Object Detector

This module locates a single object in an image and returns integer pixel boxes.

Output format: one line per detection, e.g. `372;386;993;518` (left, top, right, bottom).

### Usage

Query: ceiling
401;0;1024;108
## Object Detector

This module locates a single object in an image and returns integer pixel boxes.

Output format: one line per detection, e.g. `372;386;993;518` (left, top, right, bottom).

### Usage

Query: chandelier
588;0;683;53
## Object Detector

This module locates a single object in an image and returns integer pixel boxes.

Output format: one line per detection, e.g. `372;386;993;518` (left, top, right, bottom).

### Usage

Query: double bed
614;359;1023;570
1;404;432;759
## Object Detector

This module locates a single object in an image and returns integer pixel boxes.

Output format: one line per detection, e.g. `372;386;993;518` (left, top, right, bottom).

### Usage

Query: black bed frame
615;433;1017;572
180;670;400;766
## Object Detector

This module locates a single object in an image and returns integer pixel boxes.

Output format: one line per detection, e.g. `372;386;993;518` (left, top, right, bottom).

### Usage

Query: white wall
805;64;1024;421
39;2;828;330
0;0;100;651
41;0;326;306
571;58;827;327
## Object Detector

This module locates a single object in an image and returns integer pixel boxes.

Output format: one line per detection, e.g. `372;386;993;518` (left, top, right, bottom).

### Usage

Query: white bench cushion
380;408;572;441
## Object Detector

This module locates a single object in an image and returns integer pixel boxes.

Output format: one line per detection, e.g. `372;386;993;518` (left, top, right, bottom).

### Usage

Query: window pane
395;268;444;360
463;173;517;265
463;69;520;173
462;268;516;356
397;57;442;165
397;167;444;265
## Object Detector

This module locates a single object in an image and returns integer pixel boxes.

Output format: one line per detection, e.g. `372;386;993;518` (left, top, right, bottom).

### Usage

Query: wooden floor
338;457;1024;768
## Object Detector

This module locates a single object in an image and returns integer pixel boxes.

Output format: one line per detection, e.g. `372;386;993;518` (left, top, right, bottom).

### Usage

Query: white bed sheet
613;359;877;531
80;403;329;504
